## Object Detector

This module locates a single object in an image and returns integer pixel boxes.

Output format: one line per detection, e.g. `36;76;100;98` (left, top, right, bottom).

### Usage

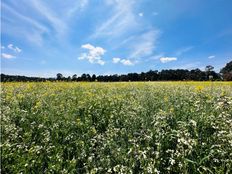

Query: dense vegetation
1;61;232;82
0;68;223;82
1;82;232;173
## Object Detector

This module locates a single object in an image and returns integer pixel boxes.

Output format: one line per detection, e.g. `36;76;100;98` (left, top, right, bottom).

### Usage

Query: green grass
1;82;232;173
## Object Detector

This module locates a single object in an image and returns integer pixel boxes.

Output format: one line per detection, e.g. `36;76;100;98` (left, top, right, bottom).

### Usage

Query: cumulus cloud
1;53;16;59
160;57;177;63
112;57;134;66
208;55;215;59
8;44;22;53
1;44;21;59
112;57;121;63
78;44;106;65
121;59;134;66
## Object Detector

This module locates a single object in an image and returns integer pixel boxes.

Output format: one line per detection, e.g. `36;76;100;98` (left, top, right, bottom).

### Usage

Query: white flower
189;119;197;127
170;158;175;165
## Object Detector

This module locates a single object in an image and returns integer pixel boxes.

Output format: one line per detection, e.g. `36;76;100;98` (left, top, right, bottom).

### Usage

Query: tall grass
1;82;232;173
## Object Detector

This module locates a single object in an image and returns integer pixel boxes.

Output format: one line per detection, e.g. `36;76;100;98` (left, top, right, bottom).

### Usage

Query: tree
86;74;91;81
72;74;77;81
220;61;232;81
205;65;214;80
220;61;232;74
205;65;214;73
67;76;71;81
92;74;96;82
146;70;158;81
56;73;63;81
189;69;206;81
80;74;87;81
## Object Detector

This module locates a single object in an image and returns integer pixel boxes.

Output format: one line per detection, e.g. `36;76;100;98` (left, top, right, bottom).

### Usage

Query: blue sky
1;0;232;77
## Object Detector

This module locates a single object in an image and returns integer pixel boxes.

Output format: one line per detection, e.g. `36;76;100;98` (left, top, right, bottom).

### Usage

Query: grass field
1;82;232;173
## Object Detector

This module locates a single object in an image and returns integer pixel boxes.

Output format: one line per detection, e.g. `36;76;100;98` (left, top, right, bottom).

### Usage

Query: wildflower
76;118;82;126
169;158;175;165
91;127;97;135
170;107;174;112
195;85;204;92
34;101;42;109
189;119;197;127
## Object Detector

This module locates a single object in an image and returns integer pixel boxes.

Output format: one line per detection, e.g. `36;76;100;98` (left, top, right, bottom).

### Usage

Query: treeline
0;74;55;82
68;69;219;82
1;61;232;82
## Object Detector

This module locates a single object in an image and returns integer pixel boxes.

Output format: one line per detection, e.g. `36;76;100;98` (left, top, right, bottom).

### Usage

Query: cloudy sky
1;0;232;77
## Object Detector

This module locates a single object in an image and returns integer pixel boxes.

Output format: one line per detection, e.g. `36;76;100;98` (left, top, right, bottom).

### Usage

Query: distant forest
1;61;232;82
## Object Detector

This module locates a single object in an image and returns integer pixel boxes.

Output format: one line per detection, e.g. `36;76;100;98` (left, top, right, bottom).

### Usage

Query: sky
1;0;232;77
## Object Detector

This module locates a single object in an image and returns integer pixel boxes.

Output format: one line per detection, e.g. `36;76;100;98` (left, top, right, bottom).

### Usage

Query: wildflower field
1;82;232;173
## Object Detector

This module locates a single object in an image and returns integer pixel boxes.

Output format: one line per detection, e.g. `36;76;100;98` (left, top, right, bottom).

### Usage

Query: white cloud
112;57;121;63
1;53;16;59
29;0;67;37
8;44;13;50
91;0;138;38
89;1;161;65
112;57;134;66
8;44;22;53
120;59;134;66
129;29;160;59
2;0;88;45
2;3;48;45
97;60;105;65
1;44;21;59
208;55;215;59
67;0;88;17
111;29;160;64
78;44;106;65
2;3;49;33
160;57;177;63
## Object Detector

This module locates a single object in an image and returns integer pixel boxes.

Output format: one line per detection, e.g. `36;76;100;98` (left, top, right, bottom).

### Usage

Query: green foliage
1;82;232;173
220;61;232;81
220;61;232;74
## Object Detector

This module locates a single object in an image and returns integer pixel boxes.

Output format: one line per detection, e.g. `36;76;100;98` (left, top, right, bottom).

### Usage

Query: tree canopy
220;61;232;81
1;62;232;82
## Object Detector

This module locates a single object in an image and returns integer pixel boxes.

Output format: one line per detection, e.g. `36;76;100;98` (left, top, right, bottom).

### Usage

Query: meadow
1;82;232;173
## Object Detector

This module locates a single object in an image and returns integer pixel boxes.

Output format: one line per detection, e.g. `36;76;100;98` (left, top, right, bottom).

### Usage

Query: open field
1;82;232;173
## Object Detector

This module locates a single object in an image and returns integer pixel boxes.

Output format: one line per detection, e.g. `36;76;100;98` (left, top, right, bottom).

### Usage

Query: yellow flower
195;85;204;92
76;118;82;126
34;101;42;109
169;107;174;113
91;127;97;135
